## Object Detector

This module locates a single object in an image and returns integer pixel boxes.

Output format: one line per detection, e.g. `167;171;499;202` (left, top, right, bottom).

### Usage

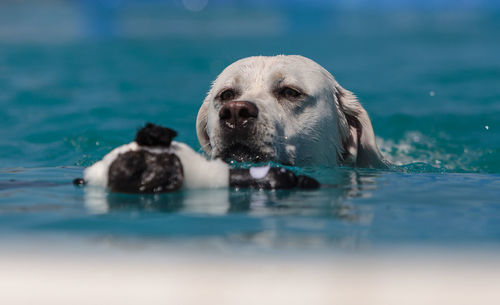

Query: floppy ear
196;100;212;155
335;86;388;168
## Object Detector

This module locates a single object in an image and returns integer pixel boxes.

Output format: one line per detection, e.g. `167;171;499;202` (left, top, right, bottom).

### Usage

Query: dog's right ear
196;100;212;155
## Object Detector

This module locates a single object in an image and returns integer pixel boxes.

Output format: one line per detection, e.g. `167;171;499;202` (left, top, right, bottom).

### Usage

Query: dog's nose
219;101;258;129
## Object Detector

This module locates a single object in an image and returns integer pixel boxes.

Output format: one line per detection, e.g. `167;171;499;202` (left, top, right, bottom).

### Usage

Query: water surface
0;1;499;250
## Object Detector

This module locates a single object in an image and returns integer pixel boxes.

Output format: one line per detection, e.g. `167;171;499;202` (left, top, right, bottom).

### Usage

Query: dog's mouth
217;143;272;163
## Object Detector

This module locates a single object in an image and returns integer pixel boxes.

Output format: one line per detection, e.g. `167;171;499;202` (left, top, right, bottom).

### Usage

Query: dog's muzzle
217;101;269;163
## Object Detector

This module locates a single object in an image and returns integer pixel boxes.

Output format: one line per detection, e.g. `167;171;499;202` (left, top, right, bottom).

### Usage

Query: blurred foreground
1;237;499;305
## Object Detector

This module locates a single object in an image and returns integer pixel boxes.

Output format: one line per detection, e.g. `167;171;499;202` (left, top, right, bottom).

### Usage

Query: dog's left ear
335;85;388;168
196;100;212;155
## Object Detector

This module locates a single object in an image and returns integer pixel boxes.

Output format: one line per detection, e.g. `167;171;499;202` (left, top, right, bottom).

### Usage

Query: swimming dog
196;55;388;168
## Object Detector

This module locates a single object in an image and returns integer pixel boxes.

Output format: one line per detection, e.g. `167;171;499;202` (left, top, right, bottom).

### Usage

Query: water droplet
485;125;489;130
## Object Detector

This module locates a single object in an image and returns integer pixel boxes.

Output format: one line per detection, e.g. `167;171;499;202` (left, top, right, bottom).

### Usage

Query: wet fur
197;55;388;168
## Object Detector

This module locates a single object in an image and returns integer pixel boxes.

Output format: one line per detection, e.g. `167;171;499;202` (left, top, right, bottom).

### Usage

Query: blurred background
0;0;499;171
1;1;500;304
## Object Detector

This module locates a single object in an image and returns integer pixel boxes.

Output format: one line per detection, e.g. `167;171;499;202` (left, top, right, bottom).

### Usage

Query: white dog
196;55;388;168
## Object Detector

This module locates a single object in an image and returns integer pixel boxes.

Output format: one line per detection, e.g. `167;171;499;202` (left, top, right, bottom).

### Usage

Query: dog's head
196;55;386;168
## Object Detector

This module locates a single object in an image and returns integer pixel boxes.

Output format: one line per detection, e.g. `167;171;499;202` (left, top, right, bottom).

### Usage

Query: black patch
219;143;270;163
229;167;319;190
135;123;178;147
296;175;321;189
108;150;183;193
73;178;86;186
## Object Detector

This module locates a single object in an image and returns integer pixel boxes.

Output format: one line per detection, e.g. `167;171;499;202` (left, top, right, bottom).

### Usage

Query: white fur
170;141;229;189
83;141;229;190
197;55;387;168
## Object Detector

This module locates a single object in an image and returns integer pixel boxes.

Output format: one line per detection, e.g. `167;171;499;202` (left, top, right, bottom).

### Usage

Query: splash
377;131;495;173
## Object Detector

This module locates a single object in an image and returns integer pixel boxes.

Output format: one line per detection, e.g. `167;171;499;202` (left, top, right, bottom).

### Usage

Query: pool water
0;1;499;250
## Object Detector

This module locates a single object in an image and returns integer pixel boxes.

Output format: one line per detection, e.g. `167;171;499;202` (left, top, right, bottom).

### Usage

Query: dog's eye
279;87;302;99
219;89;236;101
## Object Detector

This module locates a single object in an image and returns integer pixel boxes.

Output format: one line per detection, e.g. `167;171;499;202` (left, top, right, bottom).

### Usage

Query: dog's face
197;55;386;168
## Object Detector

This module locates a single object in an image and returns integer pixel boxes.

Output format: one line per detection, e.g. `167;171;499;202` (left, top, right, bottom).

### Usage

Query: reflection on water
77;168;381;248
84;168;380;224
2;167;499;248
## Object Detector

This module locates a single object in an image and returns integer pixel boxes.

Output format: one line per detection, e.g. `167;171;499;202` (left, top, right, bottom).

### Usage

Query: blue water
0;1;499;249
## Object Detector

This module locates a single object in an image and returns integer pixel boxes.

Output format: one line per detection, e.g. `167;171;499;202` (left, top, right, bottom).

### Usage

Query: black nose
219;101;259;129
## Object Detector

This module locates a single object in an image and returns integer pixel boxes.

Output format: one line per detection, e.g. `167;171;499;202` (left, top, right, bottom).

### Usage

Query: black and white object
76;123;319;193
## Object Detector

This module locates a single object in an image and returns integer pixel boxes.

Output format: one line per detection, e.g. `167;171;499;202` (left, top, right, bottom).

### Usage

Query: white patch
285;144;296;164
249;166;270;179
170;141;229;189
